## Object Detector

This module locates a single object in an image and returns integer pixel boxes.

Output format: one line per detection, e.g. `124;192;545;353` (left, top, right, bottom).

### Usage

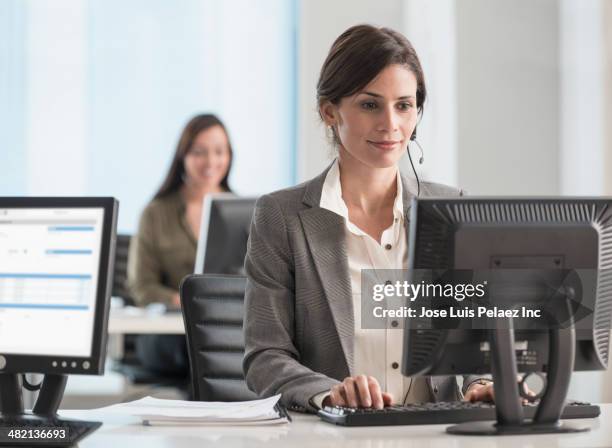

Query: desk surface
63;404;612;448
108;307;184;334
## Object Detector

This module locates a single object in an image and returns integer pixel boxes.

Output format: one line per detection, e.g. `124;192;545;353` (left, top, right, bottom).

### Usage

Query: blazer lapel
298;164;354;373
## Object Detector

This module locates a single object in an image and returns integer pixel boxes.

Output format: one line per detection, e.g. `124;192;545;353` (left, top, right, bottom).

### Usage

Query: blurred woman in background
128;113;233;375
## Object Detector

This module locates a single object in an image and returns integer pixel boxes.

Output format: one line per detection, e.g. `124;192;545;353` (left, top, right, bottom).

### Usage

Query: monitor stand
0;373;67;417
447;299;590;435
1;373;103;446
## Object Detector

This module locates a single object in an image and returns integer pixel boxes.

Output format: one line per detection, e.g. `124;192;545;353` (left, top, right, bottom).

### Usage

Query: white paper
142;417;289;426
93;394;288;425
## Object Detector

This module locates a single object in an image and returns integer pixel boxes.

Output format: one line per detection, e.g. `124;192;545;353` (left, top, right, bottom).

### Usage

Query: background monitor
0;197;118;377
401;197;612;435
194;194;257;275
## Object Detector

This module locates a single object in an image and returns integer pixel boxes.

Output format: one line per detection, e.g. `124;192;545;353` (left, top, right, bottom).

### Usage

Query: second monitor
194;194;257;275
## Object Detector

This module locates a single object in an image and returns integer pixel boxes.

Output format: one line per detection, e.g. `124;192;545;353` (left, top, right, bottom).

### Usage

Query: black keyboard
0;414;101;447
318;400;600;426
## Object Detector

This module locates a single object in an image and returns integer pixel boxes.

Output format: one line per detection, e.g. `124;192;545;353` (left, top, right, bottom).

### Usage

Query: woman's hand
323;375;393;409
464;380;495;402
464;378;537;404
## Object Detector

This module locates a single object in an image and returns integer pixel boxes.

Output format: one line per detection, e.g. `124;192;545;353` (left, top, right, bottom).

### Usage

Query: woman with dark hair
127;113;233;375
243;25;492;411
128;113;232;308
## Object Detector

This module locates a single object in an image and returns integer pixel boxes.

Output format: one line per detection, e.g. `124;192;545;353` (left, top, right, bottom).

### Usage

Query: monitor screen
0;198;117;375
194;194;257;275
0;208;104;357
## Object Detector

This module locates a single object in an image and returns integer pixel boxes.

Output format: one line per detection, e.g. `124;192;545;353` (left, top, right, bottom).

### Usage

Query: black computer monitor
194;194;257;275
401;197;612;435
0;197;118;419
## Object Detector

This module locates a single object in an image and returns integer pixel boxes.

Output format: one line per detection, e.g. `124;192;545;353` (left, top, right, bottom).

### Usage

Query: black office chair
180;274;258;401
112;234;136;306
111;234;141;370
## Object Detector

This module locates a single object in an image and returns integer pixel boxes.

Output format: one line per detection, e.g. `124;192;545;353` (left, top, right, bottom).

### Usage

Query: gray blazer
243;163;472;412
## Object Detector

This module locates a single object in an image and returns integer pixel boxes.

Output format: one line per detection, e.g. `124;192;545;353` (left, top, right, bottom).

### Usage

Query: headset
407;127;424;197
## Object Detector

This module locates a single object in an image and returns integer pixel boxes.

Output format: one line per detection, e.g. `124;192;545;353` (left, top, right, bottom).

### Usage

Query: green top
127;191;197;306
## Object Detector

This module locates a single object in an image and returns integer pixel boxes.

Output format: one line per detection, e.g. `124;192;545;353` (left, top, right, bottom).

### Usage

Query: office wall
24;1;89;195
403;0;459;188
0;1;26;195
559;0;606;196
456;0;560;195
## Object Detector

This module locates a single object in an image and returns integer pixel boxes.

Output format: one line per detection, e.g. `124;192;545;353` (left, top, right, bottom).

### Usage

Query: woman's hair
317;24;426;140
154;113;233;199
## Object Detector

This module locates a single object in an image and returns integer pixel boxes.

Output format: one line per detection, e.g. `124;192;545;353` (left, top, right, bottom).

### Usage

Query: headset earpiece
407;128;424;197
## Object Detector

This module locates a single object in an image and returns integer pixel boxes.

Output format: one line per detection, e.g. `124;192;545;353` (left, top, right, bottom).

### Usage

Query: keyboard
318;400;600;426
0;414;102;447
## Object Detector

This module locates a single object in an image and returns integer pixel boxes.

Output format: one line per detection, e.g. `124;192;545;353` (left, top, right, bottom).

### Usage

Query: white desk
105;307;184;362
62;404;612;448
108;307;184;335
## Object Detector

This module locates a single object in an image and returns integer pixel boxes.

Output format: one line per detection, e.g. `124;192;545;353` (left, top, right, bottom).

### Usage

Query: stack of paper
97;394;290;426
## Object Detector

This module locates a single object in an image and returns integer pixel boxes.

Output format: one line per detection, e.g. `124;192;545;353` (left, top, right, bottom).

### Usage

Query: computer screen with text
0;208;105;358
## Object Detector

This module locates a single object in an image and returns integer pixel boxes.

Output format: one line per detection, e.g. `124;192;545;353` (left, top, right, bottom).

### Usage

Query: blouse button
391;362;399;369
385;244;392;250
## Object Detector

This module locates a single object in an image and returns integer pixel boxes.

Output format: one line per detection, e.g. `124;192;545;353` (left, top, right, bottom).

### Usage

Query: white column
604;0;612;197
24;0;88;194
559;0;608;403
0;1;26;194
214;0;296;193
601;0;612;404
559;0;604;195
402;0;458;187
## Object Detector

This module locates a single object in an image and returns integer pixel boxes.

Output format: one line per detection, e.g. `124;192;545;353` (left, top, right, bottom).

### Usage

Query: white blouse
313;159;428;407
